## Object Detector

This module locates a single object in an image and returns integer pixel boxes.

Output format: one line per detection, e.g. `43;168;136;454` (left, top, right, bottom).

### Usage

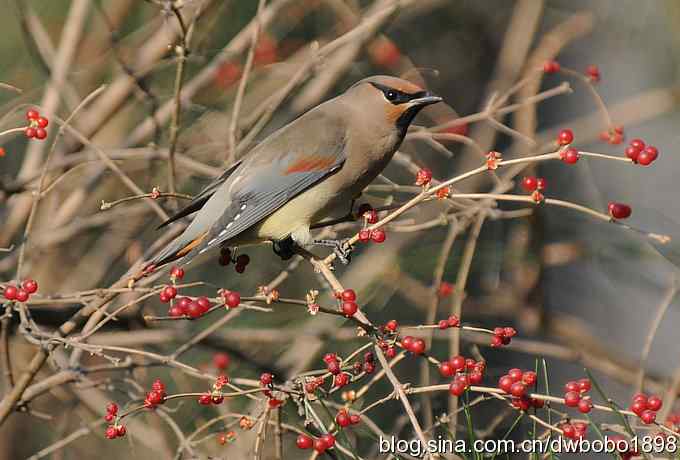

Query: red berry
106;402;118;415
327;360;341;375
625;146;640;162
522;371;537;386
438;282;454;297
37;117;49;128
608;202;632;219
15;289;28;302
499;375;514;393
186;301;203;318
503;327;516;337
212;395;224;404
341;301;357;317
146;390;164;405
197;296;211;312
630;400;647;416
260;373;273;386
543;60;560;74
104;413;114;422
198;394;212;405
385;320;398;332
159;291;171;303
369;39;401;68
336;410;351;427
521;176;538;192
450;355;466;371
536;178;547;190
26;109;39;120
560;147;580;164
577;378;591;392
25;127;36;138
447;315;460;327
557;129;574;146
297;434;314;449
235;254;250;266
512;396;531;411
151;379;165;392
223;291;240;308
449;380;467;396
415;168;433;186
340;289;357;302
577;398;593;413
3;285;17;301
410;338;426;355
564;391;581;407
561;423;576;439
510;382;526;397
639;146;658;164
640;410;656;424
490;335;503;348
646;395;662;411
385;347;396;358
322;434;337;449
35;128;47;140
531;398;545;409
564;381;580;393
176;297;191;313
21;279;38;294
363;209;378;224
401;336;414;350
439;361;455;377
629;138;645;151
213;353;230;370
313;438;328;453
438;319;449;330
585;65;601;82
358;229;371;242
508;368;523;382
334;373;349;387
632;393;648;404
469;371;483;385
370;229;386;243
162;285;177;300
170;266;185;279
350;414;360;425
323;353;337;363
105;426;118;439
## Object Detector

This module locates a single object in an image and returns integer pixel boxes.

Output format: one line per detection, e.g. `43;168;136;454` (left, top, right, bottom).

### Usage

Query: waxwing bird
145;75;442;271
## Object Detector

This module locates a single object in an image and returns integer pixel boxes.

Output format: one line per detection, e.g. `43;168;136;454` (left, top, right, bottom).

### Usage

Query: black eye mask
369;82;426;105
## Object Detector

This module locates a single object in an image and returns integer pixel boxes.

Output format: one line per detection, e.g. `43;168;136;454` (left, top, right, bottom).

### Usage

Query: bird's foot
273;237;296;260
313;238;353;265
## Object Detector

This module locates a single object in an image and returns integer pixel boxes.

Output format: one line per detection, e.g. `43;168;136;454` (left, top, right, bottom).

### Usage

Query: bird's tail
138;231;209;277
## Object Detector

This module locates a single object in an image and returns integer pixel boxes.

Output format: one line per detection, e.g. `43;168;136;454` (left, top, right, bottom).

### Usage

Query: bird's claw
313;238;352;265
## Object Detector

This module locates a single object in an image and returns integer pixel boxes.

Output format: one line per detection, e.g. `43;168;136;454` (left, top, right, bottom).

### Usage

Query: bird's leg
272;237;296;260
312;238;353;265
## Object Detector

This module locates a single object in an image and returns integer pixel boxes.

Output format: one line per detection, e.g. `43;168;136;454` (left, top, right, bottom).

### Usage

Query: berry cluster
498;369;543;410
415;168;433;186
629;393;662;425
665;412;680;432
218;248;250;273
437;315;460;330
559;421;588;440
296;433;336;454
521;176;546;203
198;376;229;406
217;431;236;445
563;378;593;414
304;375;326;394
401;335;426;355
624;138;659;166
337;288;358;317
358;227;386;243
168;296;212;318
490;326;516;348
323;353;351;388
608;202;632;220
3;279;38;302
335;409;361;428
159;285;177;303
143;379;167;408
24;109;49;140
104;403;126;439
444;357;485;396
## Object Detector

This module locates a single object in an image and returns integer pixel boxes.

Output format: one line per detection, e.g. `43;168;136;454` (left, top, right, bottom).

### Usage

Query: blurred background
1;0;680;458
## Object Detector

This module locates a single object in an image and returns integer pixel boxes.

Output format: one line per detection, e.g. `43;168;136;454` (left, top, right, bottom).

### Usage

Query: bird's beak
408;92;443;107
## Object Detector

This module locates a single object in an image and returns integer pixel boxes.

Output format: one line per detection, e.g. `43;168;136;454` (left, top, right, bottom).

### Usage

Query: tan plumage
146;75;441;270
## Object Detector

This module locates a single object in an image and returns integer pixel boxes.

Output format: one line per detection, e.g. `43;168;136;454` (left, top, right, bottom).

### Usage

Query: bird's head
345;75;442;134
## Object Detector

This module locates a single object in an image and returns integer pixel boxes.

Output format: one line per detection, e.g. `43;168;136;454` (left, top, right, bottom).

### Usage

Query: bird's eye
384;90;398;101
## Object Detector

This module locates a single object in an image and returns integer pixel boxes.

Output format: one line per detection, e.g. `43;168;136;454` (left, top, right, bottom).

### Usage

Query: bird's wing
156;160;243;229
175;108;348;264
